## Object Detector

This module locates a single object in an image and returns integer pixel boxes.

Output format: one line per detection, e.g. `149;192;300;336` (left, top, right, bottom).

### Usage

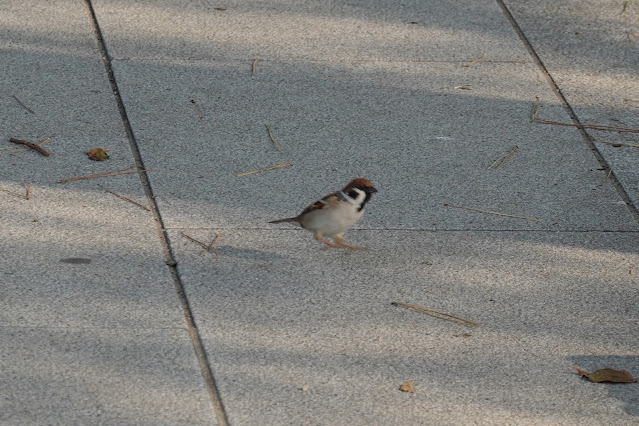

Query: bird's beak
369;187;378;193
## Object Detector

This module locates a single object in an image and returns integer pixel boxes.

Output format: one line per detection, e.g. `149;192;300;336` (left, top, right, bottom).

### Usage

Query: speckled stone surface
1;1;216;424
1;0;637;424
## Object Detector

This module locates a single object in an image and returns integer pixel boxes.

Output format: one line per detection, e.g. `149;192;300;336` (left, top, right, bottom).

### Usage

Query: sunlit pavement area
1;1;638;424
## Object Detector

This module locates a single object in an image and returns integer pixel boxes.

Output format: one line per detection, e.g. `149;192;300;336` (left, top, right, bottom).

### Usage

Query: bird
269;178;377;250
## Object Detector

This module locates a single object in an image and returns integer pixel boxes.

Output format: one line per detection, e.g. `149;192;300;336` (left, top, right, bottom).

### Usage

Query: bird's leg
314;231;340;248
334;234;366;251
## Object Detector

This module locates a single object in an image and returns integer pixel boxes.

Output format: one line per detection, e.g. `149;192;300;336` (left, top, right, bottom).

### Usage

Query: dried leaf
301;384;309;392
399;380;415;393
86;148;110;161
574;366;637;383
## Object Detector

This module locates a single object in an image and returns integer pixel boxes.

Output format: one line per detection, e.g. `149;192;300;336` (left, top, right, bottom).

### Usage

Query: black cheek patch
358;192;373;212
348;189;359;198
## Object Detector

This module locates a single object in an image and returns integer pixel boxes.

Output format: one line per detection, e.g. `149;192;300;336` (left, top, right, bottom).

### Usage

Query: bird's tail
269;217;300;224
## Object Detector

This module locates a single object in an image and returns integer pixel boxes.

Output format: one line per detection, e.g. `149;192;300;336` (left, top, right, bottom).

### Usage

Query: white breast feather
301;189;366;236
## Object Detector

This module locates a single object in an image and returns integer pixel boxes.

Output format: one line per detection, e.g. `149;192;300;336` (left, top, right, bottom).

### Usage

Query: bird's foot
334;235;367;251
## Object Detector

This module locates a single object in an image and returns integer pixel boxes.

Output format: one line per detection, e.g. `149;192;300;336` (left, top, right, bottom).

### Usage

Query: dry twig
199;232;222;257
444;202;542;222
531;97;639;133
12;95;35;114
97;184;151;211
180;232;208;247
58;167;151;184
252;58;262;76
168;227;225;230
392;302;480;327
531;96;540;122
463;53;490;67
0;180;32;200
628;30;638;42
181;231;221;258
25;180;32;200
0;137;50;155
593;138;639;148
265;124;282;152
488;146;519;170
237;163;292;177
9;137;51;157
622;0;636;14
0;188;26;199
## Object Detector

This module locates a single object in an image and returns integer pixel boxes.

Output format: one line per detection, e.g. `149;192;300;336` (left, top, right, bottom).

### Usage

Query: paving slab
109;59;635;232
0;328;217;425
171;229;639;425
0;2;181;328
0;177;181;328
503;0;639;209
94;0;530;62
1;0;214;423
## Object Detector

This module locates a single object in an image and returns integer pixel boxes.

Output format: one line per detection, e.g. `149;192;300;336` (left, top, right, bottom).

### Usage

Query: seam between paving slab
167;228;639;233
496;0;639;226
110;57;532;64
83;1;229;424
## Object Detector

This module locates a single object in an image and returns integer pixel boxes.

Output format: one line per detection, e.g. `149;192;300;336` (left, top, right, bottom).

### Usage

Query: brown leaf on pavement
399;380;415;393
86;147;110;161
574;366;637;383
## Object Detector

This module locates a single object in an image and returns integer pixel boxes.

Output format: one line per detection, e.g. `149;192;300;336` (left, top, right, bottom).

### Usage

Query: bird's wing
300;191;344;215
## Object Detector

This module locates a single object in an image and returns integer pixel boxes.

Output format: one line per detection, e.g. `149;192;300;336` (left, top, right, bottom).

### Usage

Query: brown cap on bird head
342;178;377;193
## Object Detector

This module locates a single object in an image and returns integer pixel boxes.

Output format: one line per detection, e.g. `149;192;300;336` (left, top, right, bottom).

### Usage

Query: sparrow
269;178;377;250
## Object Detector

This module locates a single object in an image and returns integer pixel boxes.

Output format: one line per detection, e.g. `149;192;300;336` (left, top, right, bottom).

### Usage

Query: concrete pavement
1;0;637;424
